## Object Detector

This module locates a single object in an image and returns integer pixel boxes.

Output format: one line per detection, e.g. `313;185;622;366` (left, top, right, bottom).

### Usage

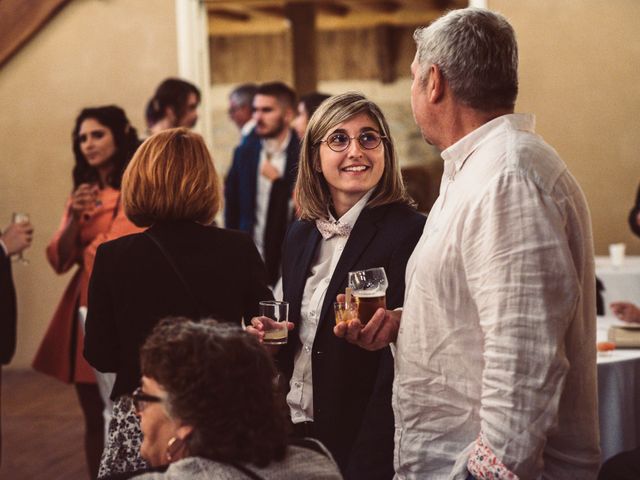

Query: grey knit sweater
132;446;343;480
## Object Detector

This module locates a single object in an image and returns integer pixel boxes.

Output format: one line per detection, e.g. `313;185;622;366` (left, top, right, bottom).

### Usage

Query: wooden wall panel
209;32;293;84
209;26;418;85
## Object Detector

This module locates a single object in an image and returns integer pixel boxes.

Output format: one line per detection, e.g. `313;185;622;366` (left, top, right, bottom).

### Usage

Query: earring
165;436;186;462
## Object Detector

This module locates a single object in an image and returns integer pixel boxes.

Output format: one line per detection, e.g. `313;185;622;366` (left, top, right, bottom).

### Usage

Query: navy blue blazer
0;248;17;365
224;130;300;285
277;202;426;480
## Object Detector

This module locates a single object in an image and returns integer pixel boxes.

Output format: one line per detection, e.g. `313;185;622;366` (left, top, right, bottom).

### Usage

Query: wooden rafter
0;0;71;69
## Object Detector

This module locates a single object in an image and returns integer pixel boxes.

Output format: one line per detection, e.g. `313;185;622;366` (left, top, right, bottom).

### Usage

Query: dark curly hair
140;318;288;467
72;105;140;189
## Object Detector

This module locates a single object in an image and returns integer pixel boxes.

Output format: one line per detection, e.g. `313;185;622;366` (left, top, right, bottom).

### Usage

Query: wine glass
12;212;30;264
347;267;388;323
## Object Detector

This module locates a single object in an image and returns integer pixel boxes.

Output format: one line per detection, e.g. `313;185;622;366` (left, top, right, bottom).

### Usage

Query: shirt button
295;382;301;388
304;345;311;353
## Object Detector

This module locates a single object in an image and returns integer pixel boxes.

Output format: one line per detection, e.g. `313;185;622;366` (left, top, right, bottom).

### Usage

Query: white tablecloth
596;316;640;461
596;255;640;316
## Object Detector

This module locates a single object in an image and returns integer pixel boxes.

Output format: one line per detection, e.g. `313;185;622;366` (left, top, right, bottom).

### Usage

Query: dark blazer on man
277;203;426;480
84;221;272;399
0;248;17;365
224;130;300;285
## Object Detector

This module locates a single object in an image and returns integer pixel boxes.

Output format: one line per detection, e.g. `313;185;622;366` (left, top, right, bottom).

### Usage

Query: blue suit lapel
246;137;261;213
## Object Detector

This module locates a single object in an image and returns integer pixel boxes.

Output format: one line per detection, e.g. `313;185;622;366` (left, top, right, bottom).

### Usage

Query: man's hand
2;220;33;256
334;293;401;350
610;302;640;323
260;160;281;182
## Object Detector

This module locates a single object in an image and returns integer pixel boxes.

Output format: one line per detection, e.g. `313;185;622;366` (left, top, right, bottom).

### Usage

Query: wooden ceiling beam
285;2;318;95
364;1;402;14
0;0;71;69
317;2;350;17
208;8;252;22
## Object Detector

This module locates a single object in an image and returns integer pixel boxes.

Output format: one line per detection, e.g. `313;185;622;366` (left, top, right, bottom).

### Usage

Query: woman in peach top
32;105;141;478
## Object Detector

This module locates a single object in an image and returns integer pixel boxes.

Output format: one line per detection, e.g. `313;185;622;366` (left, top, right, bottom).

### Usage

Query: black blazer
277;203;426;480
84;221;272;399
224;130;300;285
0;248;17;365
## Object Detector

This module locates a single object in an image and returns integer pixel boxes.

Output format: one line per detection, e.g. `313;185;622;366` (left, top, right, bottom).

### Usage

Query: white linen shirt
288;191;373;423
393;114;600;479
253;132;291;258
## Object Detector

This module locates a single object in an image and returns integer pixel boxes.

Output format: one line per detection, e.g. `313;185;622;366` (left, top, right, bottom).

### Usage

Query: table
595;255;640;316
596;316;640;461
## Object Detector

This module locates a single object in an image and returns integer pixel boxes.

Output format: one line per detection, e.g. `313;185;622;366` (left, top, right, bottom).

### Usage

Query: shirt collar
328;189;374;228
440;113;535;178
241;118;256;137
261;129;292;156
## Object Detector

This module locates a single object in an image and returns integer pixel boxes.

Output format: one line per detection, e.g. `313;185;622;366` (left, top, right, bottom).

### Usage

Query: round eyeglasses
318;131;386;152
132;387;163;413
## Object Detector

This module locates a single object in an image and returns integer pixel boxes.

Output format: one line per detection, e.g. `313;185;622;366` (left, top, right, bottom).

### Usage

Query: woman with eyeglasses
106;318;342;480
250;92;425;479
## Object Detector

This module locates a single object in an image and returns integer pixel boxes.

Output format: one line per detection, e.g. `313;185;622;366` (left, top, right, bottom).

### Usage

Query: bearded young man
224;82;299;286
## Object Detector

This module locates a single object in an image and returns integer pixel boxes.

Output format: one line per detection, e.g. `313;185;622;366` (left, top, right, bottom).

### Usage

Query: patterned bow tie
316;218;352;240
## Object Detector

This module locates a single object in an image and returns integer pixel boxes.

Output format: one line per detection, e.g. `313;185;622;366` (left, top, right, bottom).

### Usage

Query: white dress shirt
288;191;373;423
241;118;256;138
393;114;599;479
253;132;291;258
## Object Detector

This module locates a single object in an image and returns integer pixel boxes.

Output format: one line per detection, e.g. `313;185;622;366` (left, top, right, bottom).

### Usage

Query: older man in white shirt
336;7;600;480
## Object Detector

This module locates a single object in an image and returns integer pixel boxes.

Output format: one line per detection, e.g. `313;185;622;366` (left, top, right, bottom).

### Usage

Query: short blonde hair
295;92;411;221
122;128;221;227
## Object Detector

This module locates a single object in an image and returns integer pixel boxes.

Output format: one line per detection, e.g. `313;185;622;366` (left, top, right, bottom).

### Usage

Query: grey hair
229;83;258;107
413;7;518;111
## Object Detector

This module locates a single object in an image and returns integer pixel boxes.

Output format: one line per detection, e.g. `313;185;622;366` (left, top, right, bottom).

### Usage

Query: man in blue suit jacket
224;82;300;285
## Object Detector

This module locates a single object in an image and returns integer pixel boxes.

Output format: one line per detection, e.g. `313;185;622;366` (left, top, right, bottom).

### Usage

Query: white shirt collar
441;113;535;179
327;189;374;228
240;118;256;137
261;129;292;157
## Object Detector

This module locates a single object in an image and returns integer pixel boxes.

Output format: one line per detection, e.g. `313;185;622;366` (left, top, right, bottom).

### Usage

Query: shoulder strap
144;230;203;318
289;437;332;458
227;461;266;480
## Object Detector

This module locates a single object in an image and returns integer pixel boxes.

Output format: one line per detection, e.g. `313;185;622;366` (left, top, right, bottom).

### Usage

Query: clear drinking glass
348;267;388;323
334;300;357;325
259;300;289;345
11;212;30;264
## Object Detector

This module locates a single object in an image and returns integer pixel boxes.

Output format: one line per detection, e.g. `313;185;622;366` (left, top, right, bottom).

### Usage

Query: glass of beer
259;300;289;345
348;267;388;324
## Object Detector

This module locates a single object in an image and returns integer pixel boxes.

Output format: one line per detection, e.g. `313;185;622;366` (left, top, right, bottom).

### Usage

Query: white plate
613;322;640;329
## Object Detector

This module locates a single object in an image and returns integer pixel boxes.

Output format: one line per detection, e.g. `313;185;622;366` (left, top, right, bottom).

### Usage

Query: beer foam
353;289;386;297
